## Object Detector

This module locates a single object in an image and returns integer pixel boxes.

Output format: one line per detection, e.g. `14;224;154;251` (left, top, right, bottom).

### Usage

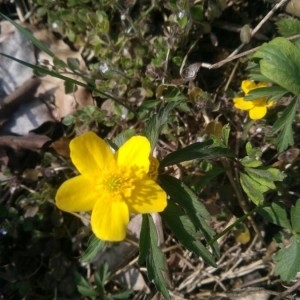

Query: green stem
208;206;261;246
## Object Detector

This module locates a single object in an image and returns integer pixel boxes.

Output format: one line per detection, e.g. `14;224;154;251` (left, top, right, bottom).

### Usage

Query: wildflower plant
2;4;300;300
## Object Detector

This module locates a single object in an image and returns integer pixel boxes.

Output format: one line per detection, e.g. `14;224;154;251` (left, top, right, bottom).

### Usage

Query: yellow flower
233;80;274;120
55;132;167;241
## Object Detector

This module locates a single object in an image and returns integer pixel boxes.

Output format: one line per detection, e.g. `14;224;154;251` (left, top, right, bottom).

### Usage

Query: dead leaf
0;134;50;151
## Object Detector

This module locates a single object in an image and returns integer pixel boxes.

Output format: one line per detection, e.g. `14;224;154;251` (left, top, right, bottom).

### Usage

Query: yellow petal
233;97;254;110
256;82;269;88
70;132;115;177
117;136;150;174
56;175;96;212
91;196;129;241
241;80;257;94
127;179;167;214
249;106;267;120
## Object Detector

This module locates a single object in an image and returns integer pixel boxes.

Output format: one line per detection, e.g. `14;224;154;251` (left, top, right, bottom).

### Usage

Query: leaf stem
209;206;261;245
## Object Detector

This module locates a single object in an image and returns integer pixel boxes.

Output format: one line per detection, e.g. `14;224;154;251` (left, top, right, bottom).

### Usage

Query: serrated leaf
240;173;266;205
159;174;219;256
274;236;300;282
160;141;234;167
253;37;300;96
273;97;298;152
139;215;170;300
245;167;284;190
277;17;300;37
161;202;216;266
80;234;105;263
258;202;291;230
291;199;300;233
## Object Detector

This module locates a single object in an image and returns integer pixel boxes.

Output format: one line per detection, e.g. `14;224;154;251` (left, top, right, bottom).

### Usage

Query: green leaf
160;141;234;168
277;17;300;37
193;167;225;192
258;202;291;230
239;173;266;205
64;80;76;94
245;167;284;190
159;175;219;256
274;236;300;282
74;272;98;297
80;234;105;263
222;124;230;147
291;199;300;234
245;86;288;101
161;202;216;266
245;142;262;159
0;12;55;57
240;156;263;168
67;57;81;70
272;97;299;152
142;102;180;150
139;215;170;300
0;53;131;110
190;4;204;22
253;37;300;96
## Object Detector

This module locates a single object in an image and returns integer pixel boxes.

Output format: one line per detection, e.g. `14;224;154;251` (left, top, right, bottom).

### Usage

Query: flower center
100;170;135;198
105;174;124;191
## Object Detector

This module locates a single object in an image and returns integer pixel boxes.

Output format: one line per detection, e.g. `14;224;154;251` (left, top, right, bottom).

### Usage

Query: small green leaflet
139;214;170;300
274;236;300;282
272;97;299;152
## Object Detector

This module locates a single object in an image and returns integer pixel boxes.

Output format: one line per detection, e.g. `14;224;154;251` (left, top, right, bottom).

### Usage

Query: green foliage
139;215;170;300
253;37;300;96
63;105;105;128
277;17;300;37
160;140;234;168
273;237;300;282
143;101;182;149
259;199;300;281
239;143;285;205
161;201;216;266
3;1;300;298
245;86;288;102
80;235;106;263
159;175;219;257
259;202;291;230
272;97;299;152
75;262;132;299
